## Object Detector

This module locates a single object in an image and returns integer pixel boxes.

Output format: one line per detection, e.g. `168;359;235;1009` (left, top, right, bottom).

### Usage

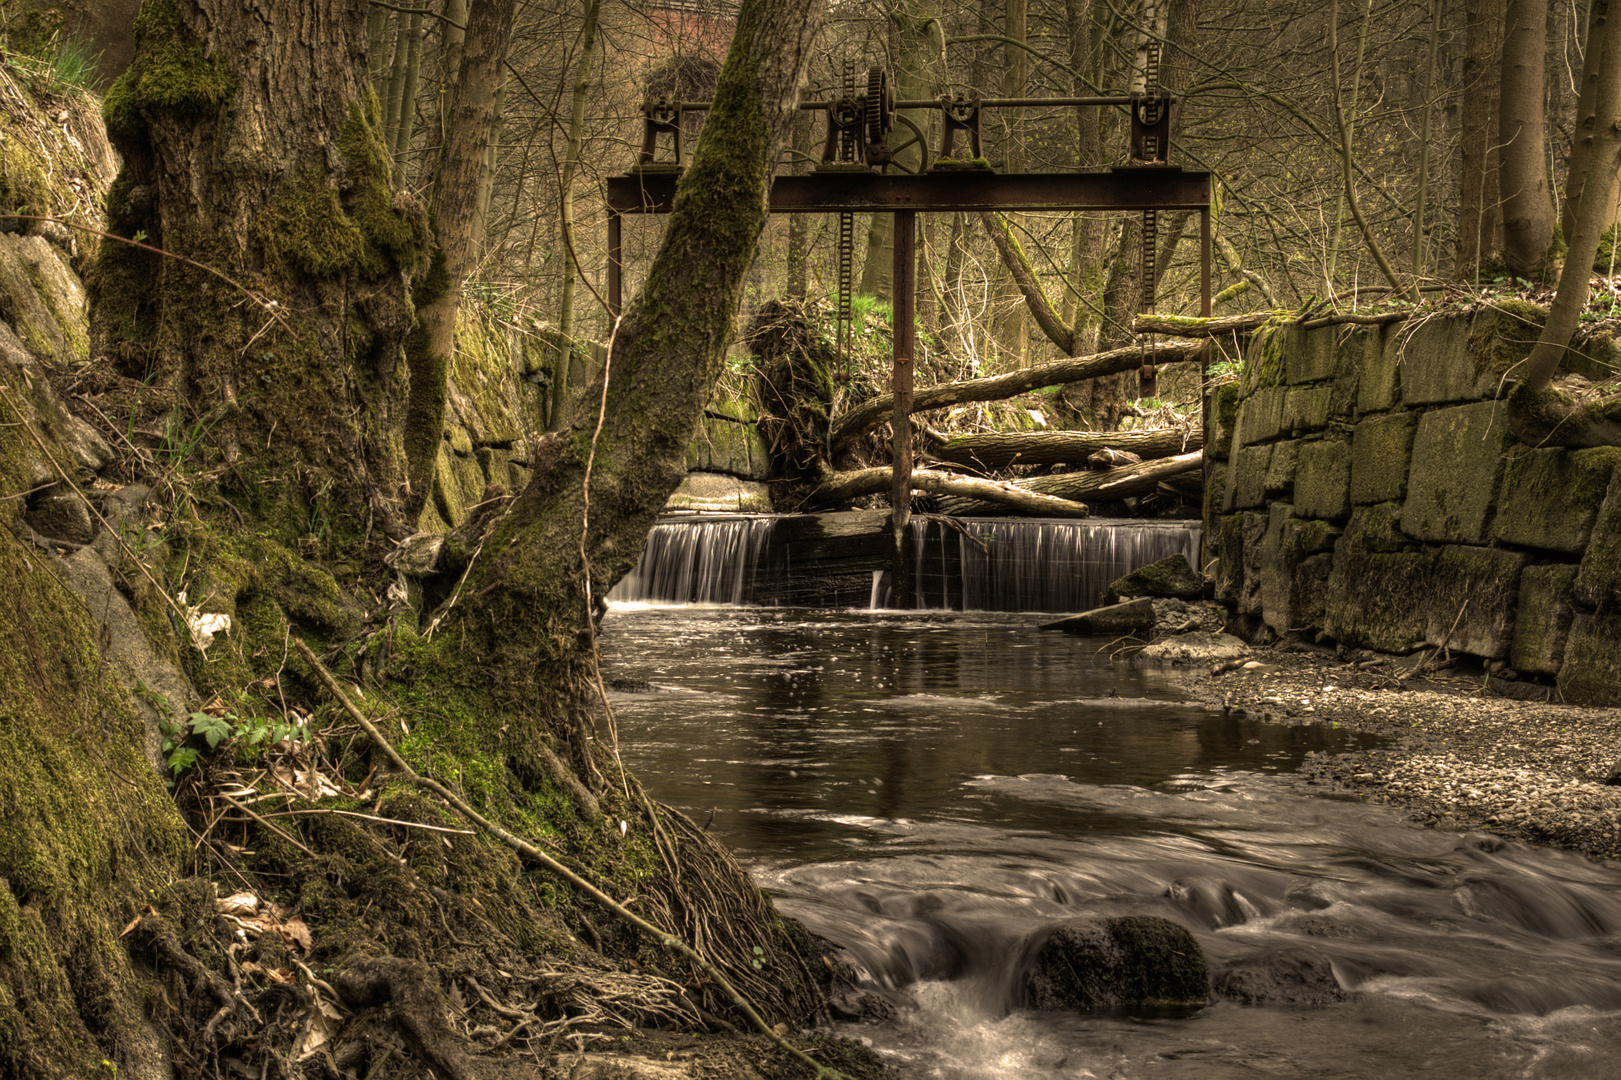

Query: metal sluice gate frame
602;62;1212;607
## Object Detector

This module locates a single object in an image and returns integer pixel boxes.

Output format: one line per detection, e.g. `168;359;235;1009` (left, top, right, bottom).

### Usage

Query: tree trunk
811;466;1093;516
95;0;429;537
829;339;1203;452
932;450;1203;514
1457;0;1505;279
551;0;604;430
1500;0;1556;280
1509;0;1621;448
84;0;840;1063
931;426;1202;469
405;0;518;523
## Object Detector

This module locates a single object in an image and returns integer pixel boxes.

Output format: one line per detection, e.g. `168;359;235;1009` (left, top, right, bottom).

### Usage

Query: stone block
1468;301;1546;391
1323;504;1434;652
0;233;87;363
1492;445;1621;554
430;442;464;527
1235;386;1288;447
1287;324;1338;384
1557;612;1621;706
475;446;510;490
1294;440;1351;521
1422;545;1528;659
1214;513;1245;608
1328;326;1363;420
1263;439;1300;498
1207;381;1241;460
1349;411;1418;505
1398;314;1489;405
1242;322;1292;394
1203;459;1228;538
1237;509;1268;615
1401;401;1512;544
1282;386;1333;434
666;472;771;513
1356;324;1400;415
1259;507;1340;636
447;424;474;457
1223;443;1272;511
1574;464;1621;610
1511;563;1580;677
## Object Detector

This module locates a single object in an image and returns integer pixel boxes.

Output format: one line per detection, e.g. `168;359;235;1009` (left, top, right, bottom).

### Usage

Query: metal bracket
638;99;683;166
936;94;983;162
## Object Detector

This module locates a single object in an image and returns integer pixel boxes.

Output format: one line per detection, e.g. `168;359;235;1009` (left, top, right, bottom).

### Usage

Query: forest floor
1186;649;1621;865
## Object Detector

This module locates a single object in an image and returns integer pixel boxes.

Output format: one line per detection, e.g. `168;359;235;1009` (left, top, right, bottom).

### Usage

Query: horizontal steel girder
606;166;1209;215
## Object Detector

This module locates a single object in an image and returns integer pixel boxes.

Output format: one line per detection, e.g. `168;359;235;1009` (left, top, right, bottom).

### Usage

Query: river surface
599;606;1621;1080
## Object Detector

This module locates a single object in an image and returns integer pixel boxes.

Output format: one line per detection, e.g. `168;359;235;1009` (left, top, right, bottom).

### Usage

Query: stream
599;606;1621;1080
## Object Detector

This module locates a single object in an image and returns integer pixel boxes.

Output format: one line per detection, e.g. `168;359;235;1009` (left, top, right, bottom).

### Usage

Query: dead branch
810;467;1091;516
929;426;1201;470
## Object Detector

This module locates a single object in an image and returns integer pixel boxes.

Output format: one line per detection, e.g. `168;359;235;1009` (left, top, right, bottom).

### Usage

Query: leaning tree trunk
1500;0;1556;280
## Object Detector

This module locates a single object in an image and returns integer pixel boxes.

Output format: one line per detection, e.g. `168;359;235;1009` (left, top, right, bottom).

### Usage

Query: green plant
159;709;301;775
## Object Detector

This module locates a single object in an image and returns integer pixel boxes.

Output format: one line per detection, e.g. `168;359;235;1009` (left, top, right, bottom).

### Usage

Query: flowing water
599;606;1621;1080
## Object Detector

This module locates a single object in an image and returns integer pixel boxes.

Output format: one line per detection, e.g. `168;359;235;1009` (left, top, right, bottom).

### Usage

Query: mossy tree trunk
95;0;430;538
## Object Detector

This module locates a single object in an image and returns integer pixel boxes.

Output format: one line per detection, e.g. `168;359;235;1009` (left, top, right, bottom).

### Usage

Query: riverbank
1188;650;1621;864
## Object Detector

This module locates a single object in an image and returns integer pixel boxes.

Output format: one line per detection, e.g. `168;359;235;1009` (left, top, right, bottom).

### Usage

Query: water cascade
609;514;1202;611
910;516;1201;612
606;516;775;605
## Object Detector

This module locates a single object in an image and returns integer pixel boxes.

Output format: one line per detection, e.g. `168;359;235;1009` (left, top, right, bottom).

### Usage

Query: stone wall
427;315;773;524
1206;307;1621;705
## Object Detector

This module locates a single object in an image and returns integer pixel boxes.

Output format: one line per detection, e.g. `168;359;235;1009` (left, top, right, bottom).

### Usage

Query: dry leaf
278;916;313;954
216;892;260;916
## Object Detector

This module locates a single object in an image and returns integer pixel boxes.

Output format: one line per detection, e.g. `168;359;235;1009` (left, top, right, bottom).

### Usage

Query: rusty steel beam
607;167;1209;215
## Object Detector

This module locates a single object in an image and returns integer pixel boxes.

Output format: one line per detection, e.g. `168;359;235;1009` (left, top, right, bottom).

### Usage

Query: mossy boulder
1105;553;1205;603
1511;563;1580;676
1022;916;1210;1011
1492;445;1621;554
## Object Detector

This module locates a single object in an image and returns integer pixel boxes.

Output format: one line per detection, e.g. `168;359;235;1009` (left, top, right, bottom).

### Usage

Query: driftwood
828;340;1204;453
929;426;1200;469
810;467;1091;517
933;451;1203;515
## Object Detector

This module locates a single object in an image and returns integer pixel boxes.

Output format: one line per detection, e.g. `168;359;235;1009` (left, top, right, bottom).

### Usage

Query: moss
126;0;235;119
0;385;186;1076
262;165;367;278
1469;299;1547;382
1243;319;1293;392
336;100;428;276
99;70;145;149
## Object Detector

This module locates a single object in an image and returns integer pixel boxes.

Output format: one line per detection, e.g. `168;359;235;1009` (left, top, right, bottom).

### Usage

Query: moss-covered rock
1349;410;1417;505
1105;553;1204;603
1421;545;1528;659
1022;916;1209;1010
1355;323;1401;415
1556;611;1621;705
1574;464;1621;611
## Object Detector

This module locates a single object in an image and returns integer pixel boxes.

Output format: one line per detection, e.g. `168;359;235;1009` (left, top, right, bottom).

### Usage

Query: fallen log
1131;311;1285;336
930;427;1201;470
809;467;1092;518
829;340;1204;453
933;451;1203;515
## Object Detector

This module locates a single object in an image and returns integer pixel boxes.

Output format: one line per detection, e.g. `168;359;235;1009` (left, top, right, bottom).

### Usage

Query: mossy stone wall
1210;306;1621;705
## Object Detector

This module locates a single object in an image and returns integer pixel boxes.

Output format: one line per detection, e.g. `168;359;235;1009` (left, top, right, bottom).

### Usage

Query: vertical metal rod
1199;204;1213;572
607;210;623;319
891;210;917;609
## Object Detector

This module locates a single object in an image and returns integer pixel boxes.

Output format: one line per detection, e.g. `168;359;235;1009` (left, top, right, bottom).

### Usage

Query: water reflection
600;607;1372;860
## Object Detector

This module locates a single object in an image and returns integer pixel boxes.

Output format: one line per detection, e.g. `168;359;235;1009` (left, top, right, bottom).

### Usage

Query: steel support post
891;210;917;609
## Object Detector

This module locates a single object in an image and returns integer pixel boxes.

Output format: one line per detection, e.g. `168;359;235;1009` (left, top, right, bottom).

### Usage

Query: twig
292;638;850;1080
219;793;318;858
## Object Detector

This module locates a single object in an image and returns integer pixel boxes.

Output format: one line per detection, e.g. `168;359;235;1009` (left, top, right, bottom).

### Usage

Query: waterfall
611;514;1201;611
911;517;1202;613
607;516;775;605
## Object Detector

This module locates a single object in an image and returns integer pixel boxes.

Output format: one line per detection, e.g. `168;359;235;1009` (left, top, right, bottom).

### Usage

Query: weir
608;513;1201;612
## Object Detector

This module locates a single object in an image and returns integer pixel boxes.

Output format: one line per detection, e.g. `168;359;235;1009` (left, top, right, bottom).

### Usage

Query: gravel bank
1187;651;1621;865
